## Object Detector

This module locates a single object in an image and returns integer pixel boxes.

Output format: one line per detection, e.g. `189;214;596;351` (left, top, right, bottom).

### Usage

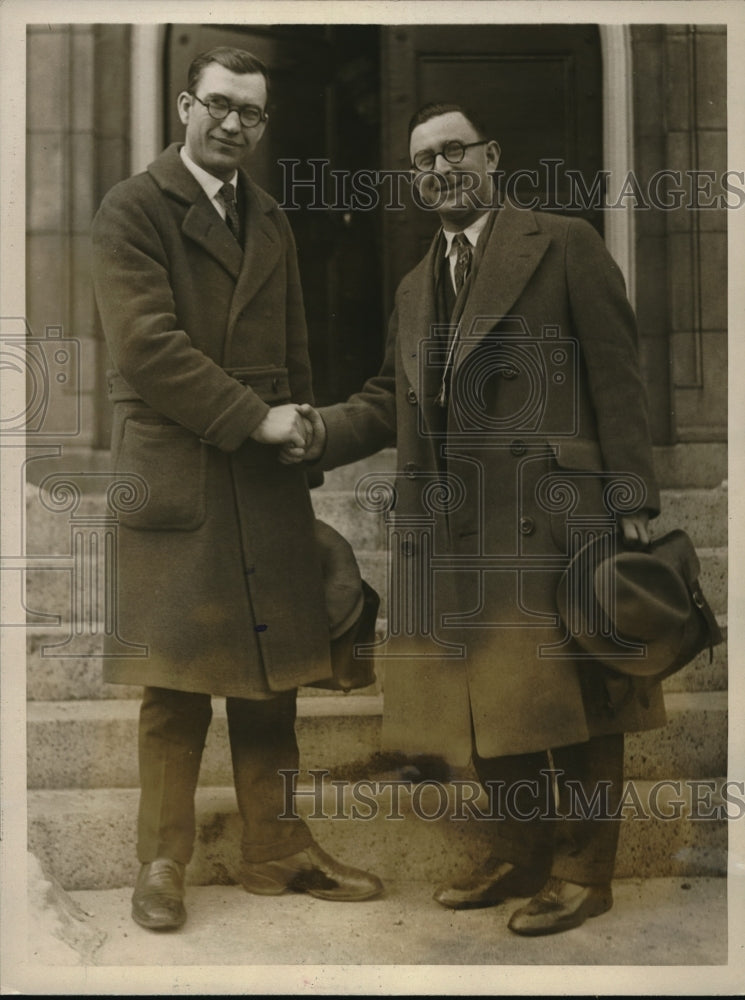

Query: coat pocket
116;418;207;531
545;438;606;553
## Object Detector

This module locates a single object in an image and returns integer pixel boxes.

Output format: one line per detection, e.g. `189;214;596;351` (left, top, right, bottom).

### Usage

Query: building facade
25;22;728;483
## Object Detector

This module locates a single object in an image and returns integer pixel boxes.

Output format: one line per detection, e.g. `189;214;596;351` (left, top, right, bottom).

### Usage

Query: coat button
407;387;417;404
519;516;535;535
510;440;527;456
404;462;419;479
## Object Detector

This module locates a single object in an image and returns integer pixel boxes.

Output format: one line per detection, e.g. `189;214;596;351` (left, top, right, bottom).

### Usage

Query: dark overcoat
91;144;331;696
320;202;667;764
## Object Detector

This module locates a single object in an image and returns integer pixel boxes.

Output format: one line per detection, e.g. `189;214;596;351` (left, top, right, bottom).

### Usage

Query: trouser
473;733;624;886
136;686;313;866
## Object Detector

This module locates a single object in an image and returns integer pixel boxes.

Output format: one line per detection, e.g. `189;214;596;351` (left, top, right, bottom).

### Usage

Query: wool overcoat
320;202;667;764
91;143;332;696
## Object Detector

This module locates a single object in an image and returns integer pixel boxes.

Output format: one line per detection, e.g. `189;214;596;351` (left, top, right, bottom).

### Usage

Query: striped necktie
452;232;473;292
219;182;240;243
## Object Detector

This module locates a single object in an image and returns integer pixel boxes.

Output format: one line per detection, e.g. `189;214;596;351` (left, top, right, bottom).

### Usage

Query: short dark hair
408;102;487;142
187;47;270;99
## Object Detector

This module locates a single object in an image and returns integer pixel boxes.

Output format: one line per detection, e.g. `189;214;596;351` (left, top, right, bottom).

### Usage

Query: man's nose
432;151;454;172
220;110;242;132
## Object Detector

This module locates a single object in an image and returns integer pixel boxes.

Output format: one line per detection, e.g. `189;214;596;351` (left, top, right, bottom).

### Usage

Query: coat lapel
455;201;552;366
148;144;284;345
227;176;281;332
398;233;443;418
149;144;244;278
181;198;244;278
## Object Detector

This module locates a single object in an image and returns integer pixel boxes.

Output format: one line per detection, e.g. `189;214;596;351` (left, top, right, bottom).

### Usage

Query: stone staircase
25;447;728;892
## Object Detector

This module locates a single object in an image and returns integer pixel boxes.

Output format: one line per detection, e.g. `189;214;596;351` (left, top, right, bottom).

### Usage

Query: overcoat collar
397;200;552;404
147;144;281;310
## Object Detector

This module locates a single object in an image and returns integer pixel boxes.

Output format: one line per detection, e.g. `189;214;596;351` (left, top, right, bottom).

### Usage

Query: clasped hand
250;403;325;463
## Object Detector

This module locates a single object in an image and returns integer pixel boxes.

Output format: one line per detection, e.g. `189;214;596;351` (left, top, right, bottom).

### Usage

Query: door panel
164;24;382;404
381;25;603;307
164;25;604;401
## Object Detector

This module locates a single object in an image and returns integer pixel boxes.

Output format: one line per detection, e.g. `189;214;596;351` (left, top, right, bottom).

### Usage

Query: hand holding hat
557;528;722;682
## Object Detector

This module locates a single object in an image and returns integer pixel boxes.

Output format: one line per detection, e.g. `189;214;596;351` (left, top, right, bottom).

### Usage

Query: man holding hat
91;46;382;932
287;101;692;935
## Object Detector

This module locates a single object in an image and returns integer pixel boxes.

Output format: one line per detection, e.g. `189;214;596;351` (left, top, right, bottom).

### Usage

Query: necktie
452;233;473;293
219;182;240;243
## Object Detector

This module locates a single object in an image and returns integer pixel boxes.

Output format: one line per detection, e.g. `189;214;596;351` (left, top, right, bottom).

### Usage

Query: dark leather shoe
433;859;545;910
240;842;383;901
131;858;186;931
508;876;613;936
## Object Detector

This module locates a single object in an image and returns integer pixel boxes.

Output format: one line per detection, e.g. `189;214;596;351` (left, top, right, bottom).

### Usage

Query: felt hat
557;528;722;679
313;519;379;692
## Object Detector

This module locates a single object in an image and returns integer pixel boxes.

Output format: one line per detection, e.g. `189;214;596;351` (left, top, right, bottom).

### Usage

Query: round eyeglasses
191;94;268;128
412;139;491;172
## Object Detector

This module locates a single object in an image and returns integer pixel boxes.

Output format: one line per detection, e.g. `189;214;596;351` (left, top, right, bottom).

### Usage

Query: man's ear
176;91;192;127
486;139;501;169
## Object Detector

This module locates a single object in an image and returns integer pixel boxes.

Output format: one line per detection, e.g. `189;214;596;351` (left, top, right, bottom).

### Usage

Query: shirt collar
442;213;489;255
180;146;237;200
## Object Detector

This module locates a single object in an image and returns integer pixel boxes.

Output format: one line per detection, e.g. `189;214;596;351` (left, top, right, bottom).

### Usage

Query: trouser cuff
550;854;617;886
241;818;314;863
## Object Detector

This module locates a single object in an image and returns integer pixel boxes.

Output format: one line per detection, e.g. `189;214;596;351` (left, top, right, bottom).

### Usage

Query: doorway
164;24;604;403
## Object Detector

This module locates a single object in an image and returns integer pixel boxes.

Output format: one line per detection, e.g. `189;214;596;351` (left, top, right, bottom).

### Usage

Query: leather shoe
131;858;186;931
508;876;613;936
433;859;545;910
240;842;383;901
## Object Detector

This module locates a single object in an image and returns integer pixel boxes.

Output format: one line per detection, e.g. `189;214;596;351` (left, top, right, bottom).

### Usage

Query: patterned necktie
452;233;473;293
219;182;240;243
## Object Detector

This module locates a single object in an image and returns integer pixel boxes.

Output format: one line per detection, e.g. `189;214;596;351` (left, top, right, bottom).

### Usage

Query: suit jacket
320;201;666;763
91;143;332;696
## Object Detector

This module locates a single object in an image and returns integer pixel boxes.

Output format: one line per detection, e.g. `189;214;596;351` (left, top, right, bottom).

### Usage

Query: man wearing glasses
290;102;663;935
91;47;382;932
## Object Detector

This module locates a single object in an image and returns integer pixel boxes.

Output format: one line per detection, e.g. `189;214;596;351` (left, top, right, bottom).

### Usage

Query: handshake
250;402;326;464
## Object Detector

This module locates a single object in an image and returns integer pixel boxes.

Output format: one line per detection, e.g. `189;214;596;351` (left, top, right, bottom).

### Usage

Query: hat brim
315;519;365;640
556;532;689;677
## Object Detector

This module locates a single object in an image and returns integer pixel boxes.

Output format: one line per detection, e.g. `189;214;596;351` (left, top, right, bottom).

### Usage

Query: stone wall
26;24;131;453
632;24;727;445
25;25;728;458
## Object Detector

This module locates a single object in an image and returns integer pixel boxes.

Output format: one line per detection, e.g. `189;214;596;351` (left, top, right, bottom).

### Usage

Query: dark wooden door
381;24;603;309
164;24;383;404
165;25;603;401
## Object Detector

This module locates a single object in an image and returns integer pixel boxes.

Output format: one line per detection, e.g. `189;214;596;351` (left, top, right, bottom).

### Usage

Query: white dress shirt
442;213;489;289
179;146;238;222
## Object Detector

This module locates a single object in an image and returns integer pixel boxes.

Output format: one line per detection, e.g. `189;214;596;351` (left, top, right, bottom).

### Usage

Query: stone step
21;442;728;491
21;549;381;622
26;691;727;790
324;445;727;492
652;486;727;548
24;479;726;556
25;612;726;701
27;779;729;892
24;545;727;629
26;695;382;791
651;443;726;490
315;485;728;552
24;620;388;701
